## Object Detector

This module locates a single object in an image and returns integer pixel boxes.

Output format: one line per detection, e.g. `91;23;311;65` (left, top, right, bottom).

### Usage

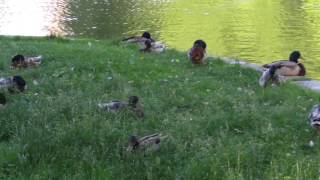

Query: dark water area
1;0;320;79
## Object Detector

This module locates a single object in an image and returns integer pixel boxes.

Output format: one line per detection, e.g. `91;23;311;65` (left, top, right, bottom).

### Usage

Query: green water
0;0;320;78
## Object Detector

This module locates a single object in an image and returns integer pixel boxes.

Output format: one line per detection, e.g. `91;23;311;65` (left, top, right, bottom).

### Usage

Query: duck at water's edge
188;40;207;64
259;51;306;87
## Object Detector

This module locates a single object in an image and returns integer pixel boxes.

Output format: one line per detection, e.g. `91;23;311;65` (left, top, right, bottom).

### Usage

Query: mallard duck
98;96;144;117
0;76;27;92
140;39;166;53
259;51;306;87
127;133;167;152
188;40;207;64
0;93;6;107
122;31;155;48
308;104;320;132
11;54;43;69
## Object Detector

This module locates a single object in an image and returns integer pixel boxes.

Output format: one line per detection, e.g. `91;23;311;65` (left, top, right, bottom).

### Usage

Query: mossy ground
0;36;319;179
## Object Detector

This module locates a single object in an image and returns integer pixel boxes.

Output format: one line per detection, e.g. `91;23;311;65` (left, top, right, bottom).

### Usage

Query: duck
0;75;27;92
140;39;166;53
122;31;155;48
11;54;43;69
127;133;167;152
259;51;306;87
0;93;6;107
188;40;207;64
98;96;144;118
308;104;320;132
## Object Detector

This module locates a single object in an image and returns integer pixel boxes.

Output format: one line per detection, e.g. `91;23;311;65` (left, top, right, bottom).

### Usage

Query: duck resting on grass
140;39;166;53
122;31;155;48
308;103;320;147
188;40;207;64
0;75;27;92
259;51;306;87
11;54;43;69
309;104;320;133
0;93;6;107
127;133;167;152
98;96;144;118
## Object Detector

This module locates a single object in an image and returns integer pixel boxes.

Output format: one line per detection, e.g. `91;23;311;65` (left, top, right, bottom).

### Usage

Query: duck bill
299;56;305;61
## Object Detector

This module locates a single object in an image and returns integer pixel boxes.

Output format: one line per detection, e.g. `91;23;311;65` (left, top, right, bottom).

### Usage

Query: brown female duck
188;40;207;64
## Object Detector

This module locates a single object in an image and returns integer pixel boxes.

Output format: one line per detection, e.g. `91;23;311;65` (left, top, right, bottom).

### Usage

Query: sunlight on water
0;0;71;36
0;0;320;79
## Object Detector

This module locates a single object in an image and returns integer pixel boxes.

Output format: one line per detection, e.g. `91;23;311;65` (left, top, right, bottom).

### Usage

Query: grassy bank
0;36;319;179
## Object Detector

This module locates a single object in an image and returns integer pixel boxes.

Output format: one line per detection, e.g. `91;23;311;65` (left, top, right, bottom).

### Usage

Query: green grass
0;36;319;179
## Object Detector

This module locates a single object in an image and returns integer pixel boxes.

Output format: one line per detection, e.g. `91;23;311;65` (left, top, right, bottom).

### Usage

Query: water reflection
0;0;320;79
0;0;69;36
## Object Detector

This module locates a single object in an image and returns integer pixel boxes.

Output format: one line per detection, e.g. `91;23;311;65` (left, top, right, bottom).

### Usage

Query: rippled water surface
1;0;320;78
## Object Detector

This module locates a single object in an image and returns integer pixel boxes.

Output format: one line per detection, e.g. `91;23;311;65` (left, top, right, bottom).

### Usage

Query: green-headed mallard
0;76;27;92
127;133;167;152
259;51;306;87
11;54;43;69
98;96;144;118
188;40;207;64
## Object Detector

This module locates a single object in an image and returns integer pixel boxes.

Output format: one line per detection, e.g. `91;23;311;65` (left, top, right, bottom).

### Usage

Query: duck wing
25;56;43;66
263;60;298;69
98;101;127;113
150;42;166;53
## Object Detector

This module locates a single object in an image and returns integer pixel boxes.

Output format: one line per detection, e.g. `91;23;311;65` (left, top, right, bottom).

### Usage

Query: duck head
142;32;151;39
129;135;140;150
13;76;26;92
193;39;207;49
11;54;25;68
128;96;139;107
289;51;301;63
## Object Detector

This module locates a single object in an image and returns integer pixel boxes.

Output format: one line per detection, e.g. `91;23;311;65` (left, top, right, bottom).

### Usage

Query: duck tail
269;65;277;77
29;55;43;64
98;103;107;109
259;66;277;87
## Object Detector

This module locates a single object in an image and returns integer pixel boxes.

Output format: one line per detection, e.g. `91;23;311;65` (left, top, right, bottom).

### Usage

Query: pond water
1;0;320;79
